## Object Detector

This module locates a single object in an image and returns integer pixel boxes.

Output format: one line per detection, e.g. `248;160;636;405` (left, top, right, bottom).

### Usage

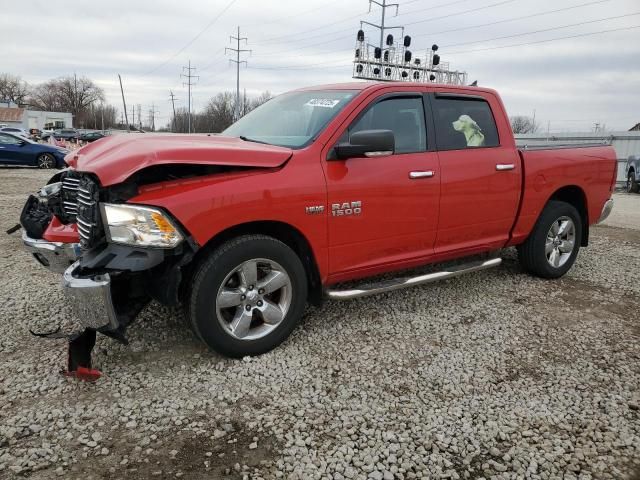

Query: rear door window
432;96;499;150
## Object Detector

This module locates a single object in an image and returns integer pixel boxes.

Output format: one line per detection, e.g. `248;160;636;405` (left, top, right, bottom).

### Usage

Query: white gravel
0;169;639;479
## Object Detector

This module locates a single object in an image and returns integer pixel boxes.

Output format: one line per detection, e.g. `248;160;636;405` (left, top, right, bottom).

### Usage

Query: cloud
1;0;638;131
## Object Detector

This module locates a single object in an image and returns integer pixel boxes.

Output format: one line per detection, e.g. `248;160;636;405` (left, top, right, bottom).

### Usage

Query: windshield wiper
239;135;271;145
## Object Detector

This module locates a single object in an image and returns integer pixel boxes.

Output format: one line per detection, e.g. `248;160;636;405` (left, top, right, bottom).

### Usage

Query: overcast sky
1;0;639;132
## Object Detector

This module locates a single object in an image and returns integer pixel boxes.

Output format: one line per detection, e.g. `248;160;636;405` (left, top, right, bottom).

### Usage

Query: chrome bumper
597;198;614;224
22;231;81;273
62;261;119;330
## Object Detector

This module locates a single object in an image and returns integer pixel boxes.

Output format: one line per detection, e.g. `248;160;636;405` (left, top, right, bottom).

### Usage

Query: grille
61;176;80;219
61;173;102;249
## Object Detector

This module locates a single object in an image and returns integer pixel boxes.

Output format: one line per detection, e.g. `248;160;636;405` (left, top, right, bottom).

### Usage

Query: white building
0;106;73;130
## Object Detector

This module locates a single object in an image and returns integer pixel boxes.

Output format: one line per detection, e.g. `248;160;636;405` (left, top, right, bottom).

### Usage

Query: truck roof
294;81;498;96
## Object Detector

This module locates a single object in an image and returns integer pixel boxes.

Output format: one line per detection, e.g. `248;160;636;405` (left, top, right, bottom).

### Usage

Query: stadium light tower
353;1;468;85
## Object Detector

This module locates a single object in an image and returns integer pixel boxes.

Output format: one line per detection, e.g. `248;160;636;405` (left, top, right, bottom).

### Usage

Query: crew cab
21;82;616;360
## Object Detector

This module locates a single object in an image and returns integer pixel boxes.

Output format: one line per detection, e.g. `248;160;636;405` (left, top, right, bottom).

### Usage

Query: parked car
0;132;68;168
41;128;79;142
0;126;30;138
20;82;616;372
626;155;640;193
78;130;107;142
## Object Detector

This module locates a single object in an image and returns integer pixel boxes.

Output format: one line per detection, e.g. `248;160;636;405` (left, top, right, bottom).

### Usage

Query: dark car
78;131;107;142
0;132;68;168
41;128;79;142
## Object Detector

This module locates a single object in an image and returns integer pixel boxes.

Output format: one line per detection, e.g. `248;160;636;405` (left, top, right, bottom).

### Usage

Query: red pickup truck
22;82;616;364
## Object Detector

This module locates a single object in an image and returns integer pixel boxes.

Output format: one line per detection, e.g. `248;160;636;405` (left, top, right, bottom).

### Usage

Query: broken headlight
100;203;183;248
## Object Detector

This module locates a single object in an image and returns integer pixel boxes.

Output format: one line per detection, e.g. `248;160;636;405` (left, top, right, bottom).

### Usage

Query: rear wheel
517;200;582;279
188;235;307;357
36;153;55;169
627;172;639;193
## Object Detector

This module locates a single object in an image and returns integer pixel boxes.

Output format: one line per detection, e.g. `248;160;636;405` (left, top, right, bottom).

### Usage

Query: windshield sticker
305;99;341;108
452;114;485;147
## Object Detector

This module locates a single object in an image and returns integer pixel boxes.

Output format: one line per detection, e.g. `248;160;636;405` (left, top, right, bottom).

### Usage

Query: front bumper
597;198;614;224
23;231;80;273
23;232;118;330
62;261;119;330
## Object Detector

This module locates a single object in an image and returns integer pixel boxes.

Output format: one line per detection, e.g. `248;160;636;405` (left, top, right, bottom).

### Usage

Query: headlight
100;203;183;248
39;182;61;199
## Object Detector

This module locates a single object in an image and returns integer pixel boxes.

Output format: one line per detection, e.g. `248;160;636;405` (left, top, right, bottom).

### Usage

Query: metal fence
515;132;640;187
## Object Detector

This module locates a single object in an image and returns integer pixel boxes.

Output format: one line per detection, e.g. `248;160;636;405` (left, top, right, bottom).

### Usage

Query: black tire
187;235;308;357
627;172;639;193
36;153;55;169
517;200;582;279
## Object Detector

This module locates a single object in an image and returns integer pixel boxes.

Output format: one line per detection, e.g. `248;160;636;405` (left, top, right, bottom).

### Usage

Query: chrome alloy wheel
215;258;292;341
38;153;55;168
545;216;576;268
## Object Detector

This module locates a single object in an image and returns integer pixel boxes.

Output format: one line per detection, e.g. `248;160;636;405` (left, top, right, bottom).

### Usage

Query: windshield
223;90;357;148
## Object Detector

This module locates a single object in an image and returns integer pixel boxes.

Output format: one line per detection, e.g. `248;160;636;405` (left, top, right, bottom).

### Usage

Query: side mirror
333;129;395;160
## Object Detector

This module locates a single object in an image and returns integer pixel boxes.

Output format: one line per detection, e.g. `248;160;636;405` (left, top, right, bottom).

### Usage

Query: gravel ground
0;168;639;480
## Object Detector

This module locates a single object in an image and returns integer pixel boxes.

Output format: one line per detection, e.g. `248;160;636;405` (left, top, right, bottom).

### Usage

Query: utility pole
181;60;198;133
118;74;129;131
148;103;160;132
361;0;402;56
169;91;177;132
225;26;251;122
130;106;135;131
137;104;142;130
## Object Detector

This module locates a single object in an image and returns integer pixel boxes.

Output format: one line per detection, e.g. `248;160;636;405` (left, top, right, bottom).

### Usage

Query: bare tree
169;91;276;133
30;75;105;126
510;115;539;134
0;73;29;105
251;91;272;110
202;92;235;133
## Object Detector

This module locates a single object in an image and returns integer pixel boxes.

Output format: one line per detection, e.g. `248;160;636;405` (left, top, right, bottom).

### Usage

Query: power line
181;60;199;133
241;0;344;28
254;11;367;44
225;26;251;121
404;0;519;27
442;11;640;47
421;0;614;38
395;0;473;18
251;0;620;63
448;23;640;54
143;0;238;75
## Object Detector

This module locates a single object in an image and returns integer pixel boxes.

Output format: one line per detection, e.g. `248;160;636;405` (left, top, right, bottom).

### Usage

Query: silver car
0;126;29;138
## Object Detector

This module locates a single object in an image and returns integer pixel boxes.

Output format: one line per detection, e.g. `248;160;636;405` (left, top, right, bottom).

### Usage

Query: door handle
409;170;435;179
496;164;515;171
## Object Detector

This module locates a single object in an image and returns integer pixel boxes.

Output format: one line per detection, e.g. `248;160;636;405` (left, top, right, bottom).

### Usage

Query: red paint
42;216;80;243
56;82;617;286
66;134;293;186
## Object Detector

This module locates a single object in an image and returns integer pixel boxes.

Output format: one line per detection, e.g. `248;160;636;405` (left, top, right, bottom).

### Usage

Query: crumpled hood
65;133;293;186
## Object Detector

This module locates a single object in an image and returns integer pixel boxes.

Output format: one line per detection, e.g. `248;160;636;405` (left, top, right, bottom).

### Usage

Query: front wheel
187;235;308;357
36;153;56;169
627;172;639;193
517;200;582;279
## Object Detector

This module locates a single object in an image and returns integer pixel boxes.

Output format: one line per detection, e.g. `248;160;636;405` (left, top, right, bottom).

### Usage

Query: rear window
432;96;499;150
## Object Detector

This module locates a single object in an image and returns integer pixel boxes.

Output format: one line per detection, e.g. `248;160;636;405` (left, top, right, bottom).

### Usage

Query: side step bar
325;257;502;300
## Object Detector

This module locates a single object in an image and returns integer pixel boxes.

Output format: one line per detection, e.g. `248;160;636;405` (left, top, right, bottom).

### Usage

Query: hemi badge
305;205;325;215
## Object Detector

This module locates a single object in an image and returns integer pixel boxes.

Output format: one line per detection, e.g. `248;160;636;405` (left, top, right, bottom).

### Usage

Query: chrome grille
61;177;80;219
61;173;102;249
75;179;99;249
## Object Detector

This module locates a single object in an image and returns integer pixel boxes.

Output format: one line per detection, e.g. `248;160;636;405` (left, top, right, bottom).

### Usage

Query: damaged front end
20;169;197;376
